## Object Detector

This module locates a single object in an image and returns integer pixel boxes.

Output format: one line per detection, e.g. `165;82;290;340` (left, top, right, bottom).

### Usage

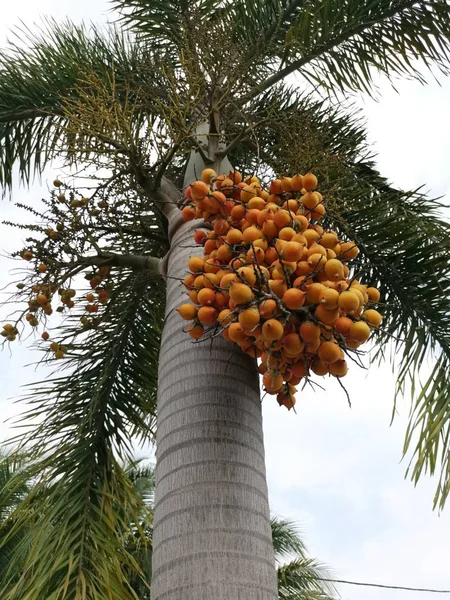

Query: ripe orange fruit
324;259;345;280
299;321;321;342
362;309;382;327
367;287;381;303
201;168;217;184
187;323;204;340
282;333;304;355
277;391;296;410
268;279;287;298
261;319;284;342
41;332;50;341
315;305;339;325
302;172;318;190
263;371;284;393
318;341;341;364
191;180;209;199
348;321;371;343
310;357;328;376
197;306;218;325
291;174;303;191
182;206;196;221
305;283;325;304
229;282;254;305
339;241;359;260
290;359;309;378
334;316;353;337
319;288;339;310
239;307;260;330
228;322;247;343
282;241;304;262
282;288;306;310
188;256;205;273
237;266;257;286
259;299;277;319
320;232;338;249
177;304;198;320
328;359;348;377
197;288;216;306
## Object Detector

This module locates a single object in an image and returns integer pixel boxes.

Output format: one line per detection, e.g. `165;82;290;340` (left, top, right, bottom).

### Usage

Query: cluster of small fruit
177;169;382;410
2;179;113;355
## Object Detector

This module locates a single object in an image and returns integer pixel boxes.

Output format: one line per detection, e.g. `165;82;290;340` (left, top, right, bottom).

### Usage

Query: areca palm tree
0;1;450;599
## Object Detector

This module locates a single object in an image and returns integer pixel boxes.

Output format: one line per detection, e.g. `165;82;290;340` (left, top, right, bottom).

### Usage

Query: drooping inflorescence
178;169;382;410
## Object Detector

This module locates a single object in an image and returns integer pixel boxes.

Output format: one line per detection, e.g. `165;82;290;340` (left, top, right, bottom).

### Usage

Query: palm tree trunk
151;218;278;600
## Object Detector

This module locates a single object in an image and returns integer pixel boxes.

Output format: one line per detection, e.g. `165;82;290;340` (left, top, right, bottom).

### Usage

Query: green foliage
0;20;166;190
0;271;164;598
272;518;338;600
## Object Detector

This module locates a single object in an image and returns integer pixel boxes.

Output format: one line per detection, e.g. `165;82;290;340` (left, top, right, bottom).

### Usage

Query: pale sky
1;3;450;600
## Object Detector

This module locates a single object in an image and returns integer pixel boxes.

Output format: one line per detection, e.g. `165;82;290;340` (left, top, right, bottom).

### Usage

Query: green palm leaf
0;20;166;191
272;518;338;599
242;0;450;97
0;262;164;598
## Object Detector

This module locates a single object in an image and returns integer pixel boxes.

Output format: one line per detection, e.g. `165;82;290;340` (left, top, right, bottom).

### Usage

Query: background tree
0;1;450;599
0;457;337;600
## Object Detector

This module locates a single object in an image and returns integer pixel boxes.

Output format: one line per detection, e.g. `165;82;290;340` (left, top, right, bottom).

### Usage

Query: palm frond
271;517;307;562
330;165;450;510
278;558;338;600
271;517;338;599
0;261;164;598
112;0;226;47
246;0;450;97
0;19;166;191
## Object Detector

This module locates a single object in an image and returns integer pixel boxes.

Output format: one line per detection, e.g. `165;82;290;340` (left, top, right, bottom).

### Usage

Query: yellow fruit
367;287;381;303
201;168;217;184
319;288;339;310
324;259;344;280
362;309;383;327
348;321;371;343
177;304;198;320
229;282;254;305
338;291;360;314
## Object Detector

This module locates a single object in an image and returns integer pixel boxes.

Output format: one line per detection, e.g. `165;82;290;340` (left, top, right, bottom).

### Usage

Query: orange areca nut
177;169;381;410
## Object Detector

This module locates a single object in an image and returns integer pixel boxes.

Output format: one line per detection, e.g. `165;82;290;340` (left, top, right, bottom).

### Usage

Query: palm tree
0;1;450;599
0;456;337;600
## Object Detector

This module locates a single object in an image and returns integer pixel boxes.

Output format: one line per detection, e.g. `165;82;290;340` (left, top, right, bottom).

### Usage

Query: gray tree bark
151;214;278;600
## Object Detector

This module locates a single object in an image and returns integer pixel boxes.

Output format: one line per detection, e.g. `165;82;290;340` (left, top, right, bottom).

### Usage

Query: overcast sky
1;3;450;600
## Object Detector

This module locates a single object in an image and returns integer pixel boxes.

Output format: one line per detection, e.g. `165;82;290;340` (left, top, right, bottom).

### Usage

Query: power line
319;577;450;594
